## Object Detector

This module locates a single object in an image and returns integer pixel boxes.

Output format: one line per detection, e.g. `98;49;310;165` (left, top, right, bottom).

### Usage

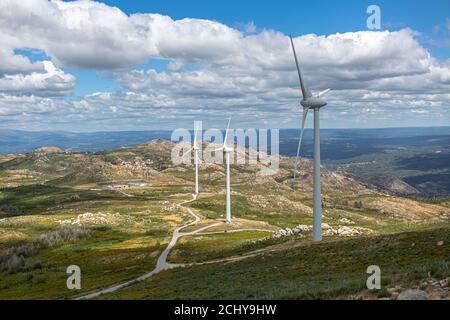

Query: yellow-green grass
1;144;449;300
188;191;438;234
100;224;450;300
169;230;272;264
0;227;169;299
0;185;191;299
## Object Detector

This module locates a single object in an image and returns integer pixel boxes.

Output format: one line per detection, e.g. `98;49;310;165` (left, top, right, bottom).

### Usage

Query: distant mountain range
1;127;449;155
1;127;449;196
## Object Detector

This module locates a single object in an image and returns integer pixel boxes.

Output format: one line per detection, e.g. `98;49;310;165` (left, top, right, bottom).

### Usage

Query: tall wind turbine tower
183;129;201;194
290;35;331;242
216;119;232;223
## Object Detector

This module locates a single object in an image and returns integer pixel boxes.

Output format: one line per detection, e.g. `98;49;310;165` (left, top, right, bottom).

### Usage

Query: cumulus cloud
0;0;448;130
0;48;45;76
0;93;61;117
3;0;432;79
0;0;154;69
113;28;450;120
115;28;447;95
0;61;75;96
166;61;184;72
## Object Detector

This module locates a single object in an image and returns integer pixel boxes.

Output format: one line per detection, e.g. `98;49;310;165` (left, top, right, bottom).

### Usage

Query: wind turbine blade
289;35;312;99
292;107;309;188
182;147;193;157
223;118;231;147
214;147;224;152
315;88;331;98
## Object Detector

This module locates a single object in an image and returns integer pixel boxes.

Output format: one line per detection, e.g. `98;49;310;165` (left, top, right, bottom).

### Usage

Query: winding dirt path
74;193;274;300
74;194;201;300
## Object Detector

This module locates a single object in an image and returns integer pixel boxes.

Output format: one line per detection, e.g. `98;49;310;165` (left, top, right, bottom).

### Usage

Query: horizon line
1;125;450;134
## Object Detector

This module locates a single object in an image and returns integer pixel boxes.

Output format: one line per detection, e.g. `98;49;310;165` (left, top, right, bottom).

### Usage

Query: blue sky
71;0;449;96
0;0;449;131
100;0;450;54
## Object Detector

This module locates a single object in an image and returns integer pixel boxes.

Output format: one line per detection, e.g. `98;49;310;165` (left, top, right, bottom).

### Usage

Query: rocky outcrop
269;223;372;239
397;289;428;300
60;212;143;226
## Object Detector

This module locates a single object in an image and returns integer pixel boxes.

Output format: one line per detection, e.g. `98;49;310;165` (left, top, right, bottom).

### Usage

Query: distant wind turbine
290;35;331;242
183;129;201;194
215;119;232;223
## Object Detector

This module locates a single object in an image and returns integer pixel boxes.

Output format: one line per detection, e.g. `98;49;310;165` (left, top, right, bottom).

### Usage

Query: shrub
13;243;39;256
37;225;93;248
1;226;93;273
1;254;25;273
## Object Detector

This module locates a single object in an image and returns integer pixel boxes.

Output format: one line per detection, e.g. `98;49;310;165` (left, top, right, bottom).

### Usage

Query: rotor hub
301;98;327;109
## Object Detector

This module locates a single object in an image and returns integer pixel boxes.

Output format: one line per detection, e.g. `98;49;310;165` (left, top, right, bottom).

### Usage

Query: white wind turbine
183;129;201;194
215;119;232;223
290;35;331;242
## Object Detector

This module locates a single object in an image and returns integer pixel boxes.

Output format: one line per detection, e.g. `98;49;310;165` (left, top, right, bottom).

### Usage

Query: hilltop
364;176;419;196
1;127;449;198
35;146;64;153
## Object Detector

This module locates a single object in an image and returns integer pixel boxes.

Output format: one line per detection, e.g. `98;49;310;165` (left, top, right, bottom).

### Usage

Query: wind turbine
215;119;232;223
289;35;331;242
183;129;201;194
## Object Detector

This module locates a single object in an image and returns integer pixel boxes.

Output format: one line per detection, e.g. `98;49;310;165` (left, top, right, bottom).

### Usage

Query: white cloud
114;28;447;96
0;1;442;83
0;48;45;76
0;0;448;130
0;61;75;96
0;93;61;116
113;28;450;119
0;0;155;69
166;61;184;72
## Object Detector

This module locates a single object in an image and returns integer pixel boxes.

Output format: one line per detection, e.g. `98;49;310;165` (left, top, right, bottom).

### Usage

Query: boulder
397;289;428;300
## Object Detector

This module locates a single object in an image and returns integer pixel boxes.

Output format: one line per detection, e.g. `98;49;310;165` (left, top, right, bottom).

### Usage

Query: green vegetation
0;141;449;299
103;225;450;300
169;231;271;263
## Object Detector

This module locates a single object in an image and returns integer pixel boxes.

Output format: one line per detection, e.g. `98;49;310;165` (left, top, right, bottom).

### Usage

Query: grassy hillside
102;225;450;300
0;141;448;299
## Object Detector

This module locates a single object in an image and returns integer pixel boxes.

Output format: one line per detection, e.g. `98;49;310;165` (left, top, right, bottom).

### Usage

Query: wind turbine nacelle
223;146;233;153
301;98;327;109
